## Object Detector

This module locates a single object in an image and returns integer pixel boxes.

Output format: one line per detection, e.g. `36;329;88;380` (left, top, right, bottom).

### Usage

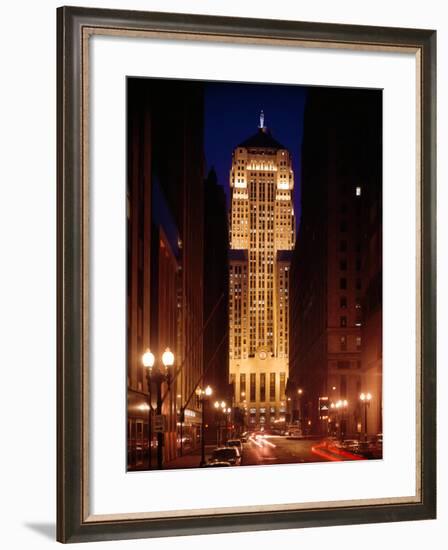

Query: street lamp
213;400;227;446
197;385;213;466
296;388;303;427
142;347;174;469
360;392;372;441
335;399;349;441
226;407;232;439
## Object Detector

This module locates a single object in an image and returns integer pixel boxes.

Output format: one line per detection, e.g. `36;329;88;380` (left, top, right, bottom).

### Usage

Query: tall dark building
127;78;205;469
288;87;382;438
203;168;230;443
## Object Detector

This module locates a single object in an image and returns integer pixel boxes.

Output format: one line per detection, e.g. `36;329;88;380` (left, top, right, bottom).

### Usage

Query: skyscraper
288;87;382;438
229;112;295;430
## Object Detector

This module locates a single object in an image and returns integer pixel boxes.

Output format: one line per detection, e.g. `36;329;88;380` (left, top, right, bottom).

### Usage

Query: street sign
152;414;166;433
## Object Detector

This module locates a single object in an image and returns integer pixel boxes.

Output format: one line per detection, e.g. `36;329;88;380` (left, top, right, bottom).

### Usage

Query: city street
163;435;368;469
241;435;364;465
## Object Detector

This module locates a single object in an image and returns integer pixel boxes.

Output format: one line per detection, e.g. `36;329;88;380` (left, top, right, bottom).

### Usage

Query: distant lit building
229;112;295;429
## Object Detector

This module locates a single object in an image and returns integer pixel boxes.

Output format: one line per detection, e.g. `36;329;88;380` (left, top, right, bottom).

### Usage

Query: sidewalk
164;445;216;469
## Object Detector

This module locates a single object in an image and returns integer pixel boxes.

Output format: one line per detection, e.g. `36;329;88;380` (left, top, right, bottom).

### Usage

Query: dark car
209;447;241;466
203;461;231;467
225;439;243;452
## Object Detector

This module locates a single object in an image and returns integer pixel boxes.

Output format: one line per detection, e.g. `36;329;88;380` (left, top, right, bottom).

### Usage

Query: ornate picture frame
57;6;436;543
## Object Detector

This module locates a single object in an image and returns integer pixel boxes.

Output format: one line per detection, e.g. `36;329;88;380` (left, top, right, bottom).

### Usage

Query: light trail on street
241;435;366;466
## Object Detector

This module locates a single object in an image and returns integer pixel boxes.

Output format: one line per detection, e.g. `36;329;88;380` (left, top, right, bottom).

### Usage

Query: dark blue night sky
204;81;308;228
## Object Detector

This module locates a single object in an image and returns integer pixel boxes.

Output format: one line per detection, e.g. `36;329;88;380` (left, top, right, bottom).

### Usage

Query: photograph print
126;77;383;471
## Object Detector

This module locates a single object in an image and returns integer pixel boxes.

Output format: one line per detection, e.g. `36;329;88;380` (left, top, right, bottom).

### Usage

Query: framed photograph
57;6;436;543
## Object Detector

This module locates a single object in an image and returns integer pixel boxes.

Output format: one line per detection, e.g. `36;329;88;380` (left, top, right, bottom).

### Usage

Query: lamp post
296;388;303;431
335;399;348;441
142;347;174;469
226;407;232;439
360;392;372;441
214;400;227;446
197;385;213;466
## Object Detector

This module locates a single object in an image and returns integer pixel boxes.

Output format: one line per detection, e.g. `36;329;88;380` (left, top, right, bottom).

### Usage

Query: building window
340;296;347;309
340;259;347;271
240;373;246;401
356;258;361;271
356;186;362;196
356;278;362;290
356;336;362;350
340;220;347;232
280;372;286;400
340;375;347;397
250;373;256;402
260;373;266;402
340;278;347;290
337;361;350;369
340;316;347;327
270;373;276;401
340;240;347;252
340;336;347;351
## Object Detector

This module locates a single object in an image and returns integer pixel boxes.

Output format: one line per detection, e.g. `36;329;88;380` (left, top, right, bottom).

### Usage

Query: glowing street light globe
204;385;213;397
142;348;155;368
162;347;175;367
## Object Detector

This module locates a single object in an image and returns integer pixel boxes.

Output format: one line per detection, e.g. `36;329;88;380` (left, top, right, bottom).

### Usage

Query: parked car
203;461;231;467
339;439;360;453
361;434;383;459
209;446;241;466
225;439;243;452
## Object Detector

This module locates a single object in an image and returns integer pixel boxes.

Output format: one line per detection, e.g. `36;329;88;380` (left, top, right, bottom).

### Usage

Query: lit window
356;186;362;196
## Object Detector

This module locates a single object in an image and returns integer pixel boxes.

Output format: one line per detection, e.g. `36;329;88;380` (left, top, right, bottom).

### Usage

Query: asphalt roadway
241;434;331;465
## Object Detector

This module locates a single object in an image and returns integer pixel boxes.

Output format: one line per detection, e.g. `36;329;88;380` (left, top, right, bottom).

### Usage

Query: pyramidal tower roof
237;111;285;150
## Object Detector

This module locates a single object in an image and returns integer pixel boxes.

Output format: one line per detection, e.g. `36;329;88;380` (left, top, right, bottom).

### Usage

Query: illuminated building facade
229;112;295;429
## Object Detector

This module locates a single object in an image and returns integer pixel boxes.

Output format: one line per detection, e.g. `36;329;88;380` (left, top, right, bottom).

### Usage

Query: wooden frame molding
57;6;436;543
